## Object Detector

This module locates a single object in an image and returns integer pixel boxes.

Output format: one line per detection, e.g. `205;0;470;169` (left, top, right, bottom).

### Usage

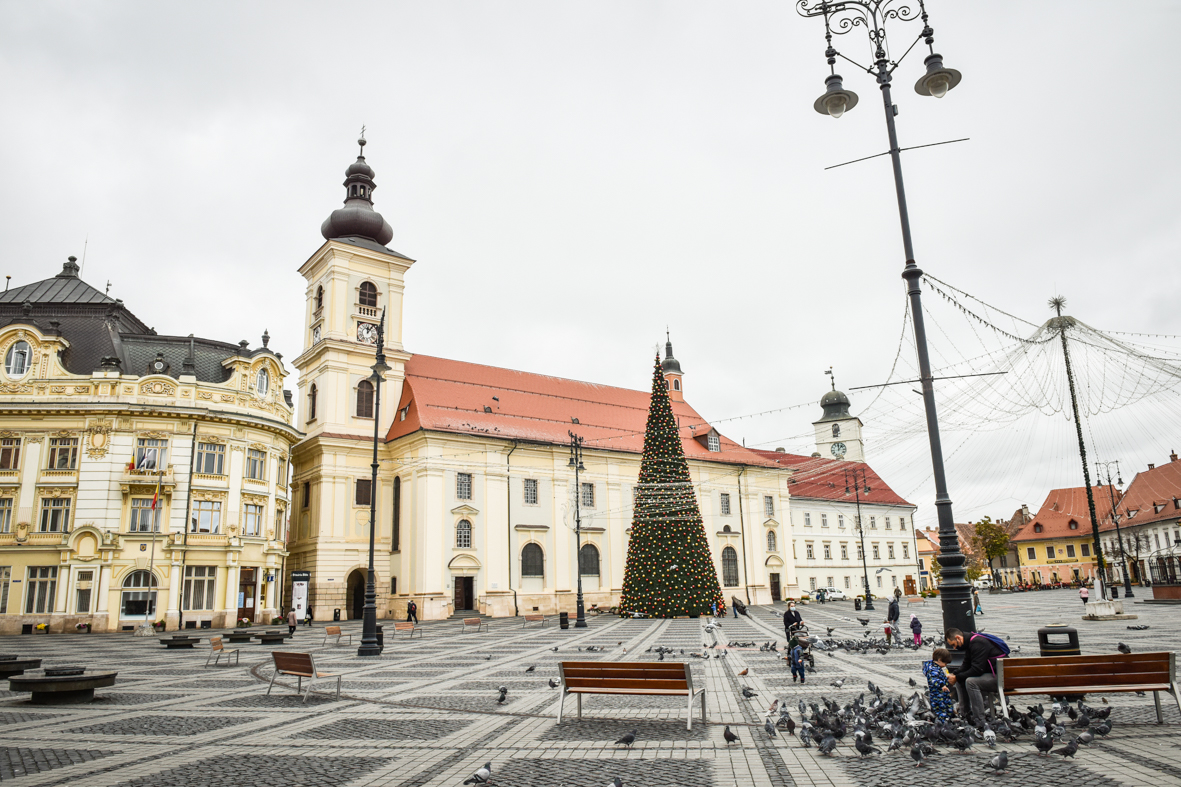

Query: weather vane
825;367;835;390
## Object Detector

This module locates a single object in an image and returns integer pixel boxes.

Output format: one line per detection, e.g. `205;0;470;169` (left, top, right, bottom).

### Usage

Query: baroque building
287;142;800;620
0;258;299;633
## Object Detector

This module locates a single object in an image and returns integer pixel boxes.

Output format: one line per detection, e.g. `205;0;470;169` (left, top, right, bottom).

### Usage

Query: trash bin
854;597;862;612
376;624;384;652
559;612;569;630
333;609;341;622
1038;624;1080;657
1111;586;1119;599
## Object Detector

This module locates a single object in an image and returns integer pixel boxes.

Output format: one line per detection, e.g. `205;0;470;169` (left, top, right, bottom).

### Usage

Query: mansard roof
748;450;913;507
386;354;781;467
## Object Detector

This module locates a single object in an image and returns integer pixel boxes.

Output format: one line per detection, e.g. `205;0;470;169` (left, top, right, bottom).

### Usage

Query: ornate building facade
0;259;300;633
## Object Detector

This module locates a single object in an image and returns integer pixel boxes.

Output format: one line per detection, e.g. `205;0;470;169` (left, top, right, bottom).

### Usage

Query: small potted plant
75;622;91;634
236;617;252;628
271;616;283;625
152;620;166;632
34;623;48;634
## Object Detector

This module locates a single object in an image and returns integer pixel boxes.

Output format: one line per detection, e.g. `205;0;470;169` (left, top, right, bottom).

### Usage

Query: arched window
120;569;158;617
832;423;841;438
392;477;401;551
723;524;732;533
359;282;378;308
256;367;269;395
673;379;680;391
579;543;600;576
455;519;472;548
722;546;739;587
664;380;670;390
357;379;374;418
315;285;324;310
521;543;544;576
767;530;777;552
5;341;30;377
308;384;318;421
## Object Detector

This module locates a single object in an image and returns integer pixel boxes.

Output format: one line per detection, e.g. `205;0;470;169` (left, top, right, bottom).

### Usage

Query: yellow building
0;257;300;633
1012;486;1113;585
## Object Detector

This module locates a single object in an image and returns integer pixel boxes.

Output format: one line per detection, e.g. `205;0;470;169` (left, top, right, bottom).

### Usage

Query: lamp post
358;309;390;657
1096;460;1133;599
798;0;973;635
845;466;874;611
568;431;588;628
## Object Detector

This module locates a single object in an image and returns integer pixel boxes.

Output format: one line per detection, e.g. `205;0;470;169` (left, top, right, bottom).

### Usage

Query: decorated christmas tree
619;356;726;618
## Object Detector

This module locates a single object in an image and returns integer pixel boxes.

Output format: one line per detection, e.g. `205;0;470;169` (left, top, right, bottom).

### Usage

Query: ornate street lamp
358;309;390;657
845;467;874;611
568;431;588;628
798;0;974;634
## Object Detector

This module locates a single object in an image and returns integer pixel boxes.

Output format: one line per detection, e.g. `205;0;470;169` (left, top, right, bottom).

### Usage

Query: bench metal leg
576;693;582;719
557;691;566;723
267;670;278;696
687;693;694;731
700;690;708;724
335;675;341;700
1172;684;1181;717
1154;691;1164;724
998;691;1010;722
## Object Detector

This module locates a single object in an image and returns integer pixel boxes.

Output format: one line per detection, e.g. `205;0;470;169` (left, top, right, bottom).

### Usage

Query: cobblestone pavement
2;592;1181;786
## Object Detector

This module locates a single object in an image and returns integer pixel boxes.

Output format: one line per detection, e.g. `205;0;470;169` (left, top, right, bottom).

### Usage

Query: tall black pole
1051;298;1106;597
358;309;389;656
848;467;874;611
569;431;587;628
1097;461;1132;598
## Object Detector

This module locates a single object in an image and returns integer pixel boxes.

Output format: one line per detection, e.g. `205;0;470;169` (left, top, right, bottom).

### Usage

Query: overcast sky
2;1;1179;529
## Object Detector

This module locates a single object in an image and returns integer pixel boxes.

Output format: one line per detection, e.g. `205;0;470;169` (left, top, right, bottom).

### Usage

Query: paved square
1;591;1180;786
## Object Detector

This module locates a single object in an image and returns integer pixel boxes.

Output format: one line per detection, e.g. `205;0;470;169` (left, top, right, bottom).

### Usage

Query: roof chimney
1021;504;1031;521
1148;463;1156;471
1171;450;1178;463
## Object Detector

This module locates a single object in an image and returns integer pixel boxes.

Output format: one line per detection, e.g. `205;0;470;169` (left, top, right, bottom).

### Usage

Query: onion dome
818;388;851;422
661;335;683;375
320;137;394;246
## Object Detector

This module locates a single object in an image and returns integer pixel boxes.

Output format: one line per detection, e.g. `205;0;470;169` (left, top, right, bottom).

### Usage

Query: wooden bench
522;614;546;627
905;596;927;606
557;661;706;730
391;621;421;639
998;652;1181;723
266;652;341;703
460;617;484;633
204;636;240;667
321;625;353;646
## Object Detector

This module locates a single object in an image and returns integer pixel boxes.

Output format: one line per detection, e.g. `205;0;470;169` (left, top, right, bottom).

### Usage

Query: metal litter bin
559;612;569;630
854;597;862;612
333;609;341;622
376;624;384;652
1038;624;1080;657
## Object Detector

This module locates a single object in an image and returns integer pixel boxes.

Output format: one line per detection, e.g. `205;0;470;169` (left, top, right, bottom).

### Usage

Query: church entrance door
347;569;367;619
769;574;781;602
453;577;474;611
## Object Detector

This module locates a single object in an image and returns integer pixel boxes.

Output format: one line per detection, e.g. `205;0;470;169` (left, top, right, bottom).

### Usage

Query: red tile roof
747;450;913;507
1105;459;1181;530
1012;485;1118;542
385;354;781;467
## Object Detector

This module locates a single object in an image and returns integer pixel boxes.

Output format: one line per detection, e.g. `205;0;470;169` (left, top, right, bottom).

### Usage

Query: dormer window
707;432;720;452
256;368;270;396
359;282;378;308
1034;523;1043;533
1069;520;1079;530
4;341;30;378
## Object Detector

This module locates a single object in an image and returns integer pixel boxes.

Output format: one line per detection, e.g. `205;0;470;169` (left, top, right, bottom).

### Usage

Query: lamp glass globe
826;94;847;119
929;75;950;99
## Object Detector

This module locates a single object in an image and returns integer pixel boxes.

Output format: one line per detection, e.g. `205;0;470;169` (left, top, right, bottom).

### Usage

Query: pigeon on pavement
819;734;838;756
548;678;560;689
463;762;492;784
1053;738;1079;759
525;665;536;673
984;752;1009;773
742;687;758;699
739;668;749;676
855;737;882;757
724;726;739;745
1033;734;1053;756
1117;642;1132;654
608;779;622;787
857;618;870;626
910;744;926;767
764;719;777;738
615;729;637;748
496;686;508;704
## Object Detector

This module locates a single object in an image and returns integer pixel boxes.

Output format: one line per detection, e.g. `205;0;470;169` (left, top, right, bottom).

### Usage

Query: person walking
886;594;900;641
304;605;315;627
973;589;984;615
788;636;807;684
287;607;298;636
407;599;419;623
909;613;922;646
783;602;803;639
1079;585;1089;605
894;586;903;602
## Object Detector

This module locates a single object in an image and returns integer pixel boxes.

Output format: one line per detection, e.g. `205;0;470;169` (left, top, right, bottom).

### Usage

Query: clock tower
812;379;865;462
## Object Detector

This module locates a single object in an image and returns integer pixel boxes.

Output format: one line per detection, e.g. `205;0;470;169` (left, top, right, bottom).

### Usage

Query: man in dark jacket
945;628;1002;724
783;602;803;638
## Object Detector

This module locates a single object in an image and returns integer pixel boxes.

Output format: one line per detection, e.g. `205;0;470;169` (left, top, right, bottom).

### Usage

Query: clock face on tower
831;442;847;458
357;322;378;345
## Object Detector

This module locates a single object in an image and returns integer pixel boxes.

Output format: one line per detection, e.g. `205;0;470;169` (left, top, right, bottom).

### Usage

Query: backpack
970;632;1010;675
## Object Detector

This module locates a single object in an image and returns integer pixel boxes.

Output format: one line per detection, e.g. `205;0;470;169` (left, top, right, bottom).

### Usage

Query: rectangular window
827;576;834;587
837;514;844;528
182;566;217;611
888;543;895;559
302;482;310;509
244;504;263;536
581;482;595;508
196;442;225;475
804;513;811;527
872;543;880;560
1000;555;1008;567
902;543;909;559
919;558;925;570
456;472;472;500
805;543;814;559
891;575;897;587
1027;547;1036;560
246;449;266;481
823;543;831;559
523;479;538;505
47;437;78;470
135;438;167;471
355;478;372;506
0;437;20;470
857;543;864;560
870;516;877;529
809;577;817;590
1046;546;1055;559
39;498;71;533
899;517;906;530
391;577;397;594
1155;533;1161;549
876;575;882;588
707;433;721;452
840;543;848;560
885;516;891;530
1081;543;1090;557
191;500;222;533
0;499;11;533
844;576;851;588
720;493;731;516
821;514;828;528
75;569;93;613
1066;544;1076;558
764;496;774;517
0;566;9;613
129;498;161;533
25;566;57;614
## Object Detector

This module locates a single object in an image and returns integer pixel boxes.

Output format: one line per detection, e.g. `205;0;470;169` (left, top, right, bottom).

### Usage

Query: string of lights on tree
618;356;726;618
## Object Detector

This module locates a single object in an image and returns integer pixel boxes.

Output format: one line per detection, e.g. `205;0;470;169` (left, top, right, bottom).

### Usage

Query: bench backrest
525;615;543;621
463;618;481;625
325;625;342;636
999;652;1174;691
393;621;414;630
273;651;315;676
210;636;224;651
559;661;693;692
